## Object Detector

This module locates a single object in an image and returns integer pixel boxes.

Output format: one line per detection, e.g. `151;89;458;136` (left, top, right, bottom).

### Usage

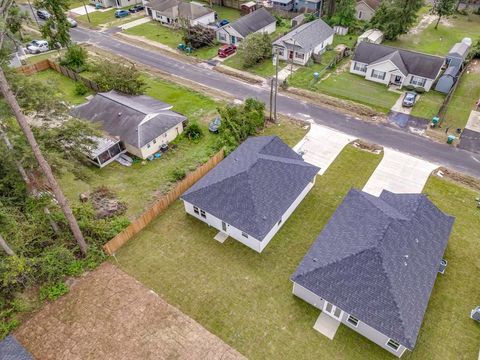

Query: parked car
66;17;78;27
402;91;418;107
36;9;51;20
218;19;229;27
26;40;49;54
218;44;236;58
208;117;222;133
129;4;145;12
114;9;130;18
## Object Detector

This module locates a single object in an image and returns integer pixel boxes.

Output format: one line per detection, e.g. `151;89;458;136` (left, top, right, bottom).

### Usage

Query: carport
363;148;438;196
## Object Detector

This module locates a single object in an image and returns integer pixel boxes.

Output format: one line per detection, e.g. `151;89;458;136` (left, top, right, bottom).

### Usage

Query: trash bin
313;72;320;81
431;116;439;127
447;135;455;144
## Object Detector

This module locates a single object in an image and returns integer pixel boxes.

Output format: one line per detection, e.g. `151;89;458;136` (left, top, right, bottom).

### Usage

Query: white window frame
354;62;367;72
200;210;206;218
295;52;305;60
410;76;426;87
371;69;386;80
241;232;249;238
193;206;199;215
347;315;359;327
386;339;400;351
219;33;227;41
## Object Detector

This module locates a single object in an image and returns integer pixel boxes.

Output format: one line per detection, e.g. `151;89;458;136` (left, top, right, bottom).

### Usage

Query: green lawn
59;76;220;218
411;90;445;120
223;53;285;77
210;4;241;22
77;7;142;27
443;68;480;129
385;13;480;56
289;70;399;113
25;50;63;64
124;22;218;60
113;145;386;359
30;69;92;105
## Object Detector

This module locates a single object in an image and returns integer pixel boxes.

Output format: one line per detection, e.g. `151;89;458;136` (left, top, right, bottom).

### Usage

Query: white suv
27;40;49;54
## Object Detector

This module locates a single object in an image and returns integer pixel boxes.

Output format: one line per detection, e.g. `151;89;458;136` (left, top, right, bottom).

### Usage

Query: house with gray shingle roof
72;91;186;161
145;0;215;27
350;42;445;91
273;19;334;66
215;8;276;45
181;136;319;252
291;189;454;357
0;335;34;360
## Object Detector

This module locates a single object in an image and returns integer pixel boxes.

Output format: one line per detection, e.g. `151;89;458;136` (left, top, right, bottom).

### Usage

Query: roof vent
313;257;318;262
415;238;419;244
118;112;122;116
262;215;267;220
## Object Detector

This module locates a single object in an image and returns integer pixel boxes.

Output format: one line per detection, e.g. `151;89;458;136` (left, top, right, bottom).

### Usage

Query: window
277;48;285;56
278;218;282;226
347;315;359;327
371;69;386;80
153;139;157;144
193;206;199;215
147;143;151;148
200;210;206;218
295;52;305;59
354;62;367;72
219;33;226;41
242;232;249;238
410;76;426;87
386;339;400;351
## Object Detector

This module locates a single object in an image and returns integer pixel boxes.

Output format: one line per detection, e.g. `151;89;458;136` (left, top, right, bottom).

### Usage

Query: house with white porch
350;42;445;91
215;8;276;45
181;136;319;253
145;0;215;27
272;19;334;66
291;189;454;357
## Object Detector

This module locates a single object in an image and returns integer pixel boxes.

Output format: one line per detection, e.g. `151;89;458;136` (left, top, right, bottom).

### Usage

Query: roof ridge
100;92;149;115
361;42;444;60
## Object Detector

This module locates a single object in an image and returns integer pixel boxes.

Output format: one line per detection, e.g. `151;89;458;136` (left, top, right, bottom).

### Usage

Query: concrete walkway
277;65;299;82
214;231;229;243
313;312;341;340
294;124;355;175
70;5;101;15
363;148;438;196
119;17;151;30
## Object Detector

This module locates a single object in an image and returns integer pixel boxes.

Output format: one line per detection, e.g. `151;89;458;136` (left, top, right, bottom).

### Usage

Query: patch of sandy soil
467;59;480;74
435;167;480;192
409;14;452;35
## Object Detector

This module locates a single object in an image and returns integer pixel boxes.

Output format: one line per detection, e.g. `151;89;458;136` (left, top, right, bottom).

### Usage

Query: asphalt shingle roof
72;91;186;149
273;19;334;53
292;189;454;349
0;335;34;360
229;8;276;37
181;136;319;240
448;42;470;58
353;42;445;79
147;0;213;19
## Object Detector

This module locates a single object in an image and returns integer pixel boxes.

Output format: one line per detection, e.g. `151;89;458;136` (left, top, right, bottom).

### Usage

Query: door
323;302;343;320
394;75;402;84
289;50;294;59
221;221;227;232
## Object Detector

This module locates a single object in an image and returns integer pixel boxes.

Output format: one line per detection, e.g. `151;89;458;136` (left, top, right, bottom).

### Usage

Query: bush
183;122;203;142
74;82;89;96
39;282;69;301
240;32;272;68
36;246;76;284
60;44;88;72
415;87;426;93
182;25;215;49
404;84;415;91
170;168;186;182
92;60;147;95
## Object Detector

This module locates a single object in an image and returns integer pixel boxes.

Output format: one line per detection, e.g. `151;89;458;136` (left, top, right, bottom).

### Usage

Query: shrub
404;84;415;91
39;282;69;301
60;44;88;72
74;82;89;96
0;318;19;339
36;246;76;284
240;32;272;68
182;25;215;49
183;122;203;142
170;168;186;182
92;60;147;95
415;87;426;93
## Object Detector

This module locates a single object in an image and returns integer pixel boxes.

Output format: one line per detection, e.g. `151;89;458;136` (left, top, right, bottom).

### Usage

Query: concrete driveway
391;92;412;115
294;124;355;175
363;148;438;196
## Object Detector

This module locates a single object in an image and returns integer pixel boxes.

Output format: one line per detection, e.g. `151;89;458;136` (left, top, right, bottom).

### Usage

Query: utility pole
273;47;279;123
82;0;91;23
27;0;40;28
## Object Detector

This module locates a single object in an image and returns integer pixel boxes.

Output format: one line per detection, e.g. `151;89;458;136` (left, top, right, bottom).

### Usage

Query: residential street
70;26;480;178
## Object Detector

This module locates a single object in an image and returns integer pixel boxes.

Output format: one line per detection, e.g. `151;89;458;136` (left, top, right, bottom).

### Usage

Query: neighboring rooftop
358;0;381;10
181;136;319;240
448;42;470;58
292;189;454;349
72;91;186;149
273;19;334;52
228;8;275;37
353;42;445;79
147;0;213;19
0;335;34;360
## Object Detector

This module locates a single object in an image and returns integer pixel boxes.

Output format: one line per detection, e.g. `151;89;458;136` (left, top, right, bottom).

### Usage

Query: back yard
112;143;480;359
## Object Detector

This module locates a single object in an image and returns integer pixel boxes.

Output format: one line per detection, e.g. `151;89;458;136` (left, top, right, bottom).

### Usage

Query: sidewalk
119;17;151;30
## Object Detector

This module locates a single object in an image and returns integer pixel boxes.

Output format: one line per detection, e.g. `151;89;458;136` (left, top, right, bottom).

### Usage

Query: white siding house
355;0;380;20
146;0;215;27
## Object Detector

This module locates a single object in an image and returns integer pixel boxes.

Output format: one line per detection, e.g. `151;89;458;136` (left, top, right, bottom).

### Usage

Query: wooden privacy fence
17;59;101;92
103;149;225;255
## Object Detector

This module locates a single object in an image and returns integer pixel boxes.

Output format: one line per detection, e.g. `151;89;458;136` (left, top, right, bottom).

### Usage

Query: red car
218;44;236;58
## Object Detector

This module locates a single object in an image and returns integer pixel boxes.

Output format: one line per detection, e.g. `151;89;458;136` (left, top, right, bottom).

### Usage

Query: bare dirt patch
467;59;480;74
435;167;480;192
15;263;245;360
351;140;383;154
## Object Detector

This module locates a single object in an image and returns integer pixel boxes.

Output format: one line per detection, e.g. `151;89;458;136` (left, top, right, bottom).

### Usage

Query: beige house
72;91;186;160
355;0;381;20
145;0;215;27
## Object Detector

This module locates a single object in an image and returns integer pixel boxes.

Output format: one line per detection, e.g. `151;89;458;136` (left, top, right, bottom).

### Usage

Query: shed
333;25;348;35
240;1;256;14
358;28;384;44
446;41;470;67
435;65;460;93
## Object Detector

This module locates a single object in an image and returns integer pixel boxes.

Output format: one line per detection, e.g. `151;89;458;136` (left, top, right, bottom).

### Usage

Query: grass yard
223;53;285;77
385;13;480;56
443;64;480;129
124;22;218;60
59;76;221;218
113;145;387;359
77;7;142;27
210;4;242;22
25;50;63;64
411;91;445;120
289;70;399;113
30;69;92;105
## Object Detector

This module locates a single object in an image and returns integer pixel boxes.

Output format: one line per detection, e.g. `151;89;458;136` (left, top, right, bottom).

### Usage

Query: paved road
70;26;480;177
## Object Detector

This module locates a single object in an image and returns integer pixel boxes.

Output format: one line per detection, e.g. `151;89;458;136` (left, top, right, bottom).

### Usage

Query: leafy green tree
60;44;88;72
182;25;215;49
330;0;356;27
240;32;272;68
370;0;423;40
432;0;456;29
34;0;71;48
92;60;147;95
